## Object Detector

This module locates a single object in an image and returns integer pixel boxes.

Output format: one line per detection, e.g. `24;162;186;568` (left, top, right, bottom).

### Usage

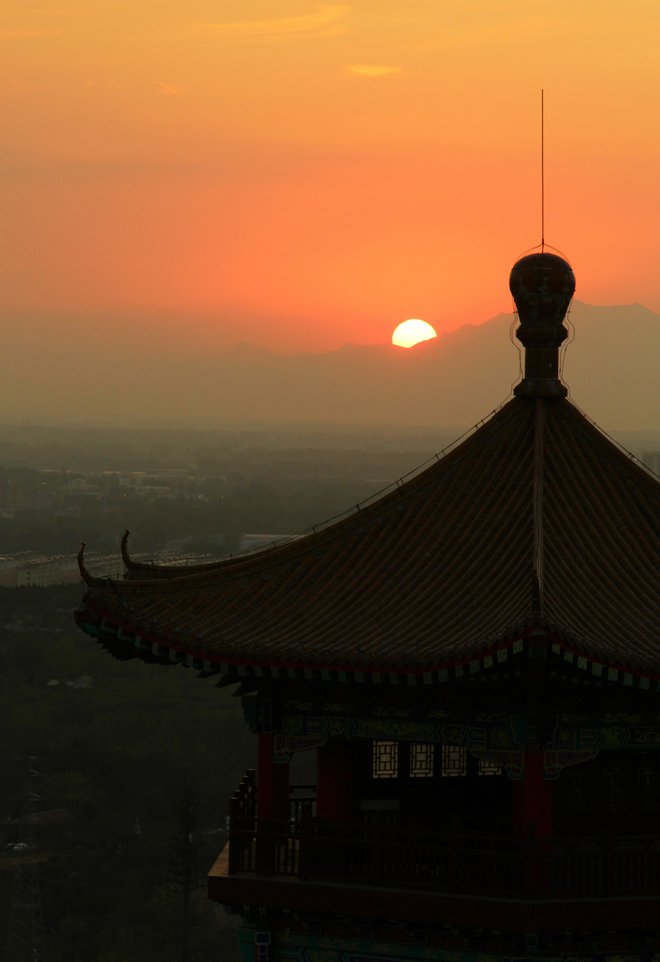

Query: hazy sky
2;0;660;354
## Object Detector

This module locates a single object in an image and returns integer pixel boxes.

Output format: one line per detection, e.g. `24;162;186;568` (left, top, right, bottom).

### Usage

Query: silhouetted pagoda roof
76;253;660;685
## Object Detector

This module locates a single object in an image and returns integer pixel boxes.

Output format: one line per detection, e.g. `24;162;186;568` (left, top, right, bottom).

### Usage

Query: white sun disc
392;319;437;348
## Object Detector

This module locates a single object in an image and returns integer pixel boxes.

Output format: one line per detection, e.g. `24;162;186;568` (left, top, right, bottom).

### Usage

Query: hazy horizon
0;300;657;434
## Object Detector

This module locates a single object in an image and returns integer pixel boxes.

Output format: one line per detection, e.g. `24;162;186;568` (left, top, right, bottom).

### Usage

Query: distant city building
0;554;123;587
0;548;230;588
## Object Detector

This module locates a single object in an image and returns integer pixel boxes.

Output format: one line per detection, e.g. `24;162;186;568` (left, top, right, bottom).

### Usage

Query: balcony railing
225;773;660;899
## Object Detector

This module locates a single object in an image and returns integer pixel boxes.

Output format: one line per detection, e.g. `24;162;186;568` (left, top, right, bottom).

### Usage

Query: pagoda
76;252;660;962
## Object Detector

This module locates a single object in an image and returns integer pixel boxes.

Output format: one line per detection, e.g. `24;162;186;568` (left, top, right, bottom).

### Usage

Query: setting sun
392;319;438;349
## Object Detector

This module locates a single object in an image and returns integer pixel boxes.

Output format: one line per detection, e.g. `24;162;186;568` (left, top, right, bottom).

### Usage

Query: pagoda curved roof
76;394;660;679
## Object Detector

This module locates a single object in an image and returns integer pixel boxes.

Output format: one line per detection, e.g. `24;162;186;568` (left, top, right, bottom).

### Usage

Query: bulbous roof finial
510;251;575;397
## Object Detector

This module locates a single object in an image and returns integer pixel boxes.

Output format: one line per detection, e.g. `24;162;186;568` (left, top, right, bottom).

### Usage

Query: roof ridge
532;398;545;619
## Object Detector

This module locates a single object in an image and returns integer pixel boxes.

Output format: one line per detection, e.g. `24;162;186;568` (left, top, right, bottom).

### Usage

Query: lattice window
372;740;399;779
478;758;502;777
255;931;271;962
410;743;435;778
441;744;467;777
639;766;659;810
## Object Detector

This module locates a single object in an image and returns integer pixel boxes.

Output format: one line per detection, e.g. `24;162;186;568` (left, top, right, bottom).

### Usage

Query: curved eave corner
120;529;137;572
77;542;116;589
121;529;179;580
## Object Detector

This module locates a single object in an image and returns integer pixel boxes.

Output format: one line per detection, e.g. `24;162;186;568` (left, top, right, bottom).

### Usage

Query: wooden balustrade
227;769;256;874
224;774;660;898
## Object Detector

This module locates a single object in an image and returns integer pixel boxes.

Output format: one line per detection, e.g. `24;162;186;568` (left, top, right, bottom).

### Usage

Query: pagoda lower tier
209;741;660;960
204;664;660;961
210;802;660;961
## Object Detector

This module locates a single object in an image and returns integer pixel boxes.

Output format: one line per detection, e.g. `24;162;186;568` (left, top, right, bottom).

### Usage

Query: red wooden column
255;734;289;874
514;750;554;840
316;738;355;823
514;750;554;894
256;733;290;823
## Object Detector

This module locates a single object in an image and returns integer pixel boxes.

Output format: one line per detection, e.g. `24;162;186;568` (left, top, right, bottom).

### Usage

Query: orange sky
2;1;660;352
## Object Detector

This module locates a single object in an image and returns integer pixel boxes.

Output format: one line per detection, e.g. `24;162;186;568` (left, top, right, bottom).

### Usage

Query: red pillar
256;733;289;823
316;739;355;823
514;750;555;894
255;734;290;875
514;750;553;840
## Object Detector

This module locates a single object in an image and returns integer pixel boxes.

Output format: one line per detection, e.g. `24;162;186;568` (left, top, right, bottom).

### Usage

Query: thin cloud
345;64;402;77
189;4;348;42
155;81;186;97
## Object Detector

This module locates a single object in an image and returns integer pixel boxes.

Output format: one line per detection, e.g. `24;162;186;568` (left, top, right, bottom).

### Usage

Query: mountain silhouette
1;302;657;430
195;301;658;431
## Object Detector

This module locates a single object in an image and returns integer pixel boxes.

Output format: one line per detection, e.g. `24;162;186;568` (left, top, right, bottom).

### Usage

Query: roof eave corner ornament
121;529;132;568
510;252;575;398
77;542;92;585
77;542;109;589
